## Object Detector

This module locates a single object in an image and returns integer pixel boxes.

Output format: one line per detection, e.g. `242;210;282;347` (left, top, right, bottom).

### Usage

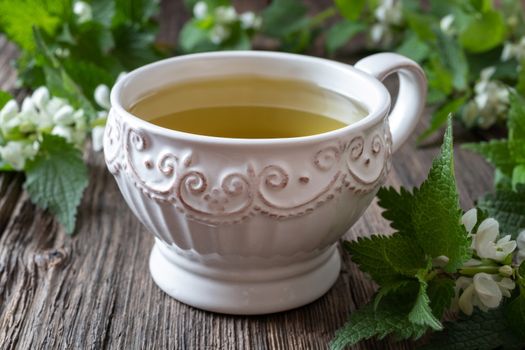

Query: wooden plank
0;1;496;349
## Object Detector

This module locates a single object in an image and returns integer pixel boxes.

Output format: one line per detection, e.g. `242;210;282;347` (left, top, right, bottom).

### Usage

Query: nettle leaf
112;25;162;70
426;276;455;319
477;185;525;239
113;0;160;25
178;20;216;53
344;233;428;285
508;92;525;161
0;91;13;109
330;302;428;350
334;0;366;21
0;0;70;51
24;135;88;234
459;10;506;53
91;0;116;28
325;20;365;55
412;121;470;271
424;308;524;350
409;275;443;330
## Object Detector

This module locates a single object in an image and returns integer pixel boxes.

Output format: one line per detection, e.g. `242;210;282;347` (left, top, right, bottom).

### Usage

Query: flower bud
32;87;50;109
499;265;513;278
215;6;237;24
74;1;93;24
92;125;105;152
52;125;74;143
21;97;36;113
94;84;111;110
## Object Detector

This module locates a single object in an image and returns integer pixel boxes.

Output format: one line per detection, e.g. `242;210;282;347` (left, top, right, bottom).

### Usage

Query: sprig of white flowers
453;209;524;316
370;0;403;46
192;1;262;45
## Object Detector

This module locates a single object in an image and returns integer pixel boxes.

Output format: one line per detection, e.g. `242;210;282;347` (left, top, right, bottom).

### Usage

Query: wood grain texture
0;1;495;349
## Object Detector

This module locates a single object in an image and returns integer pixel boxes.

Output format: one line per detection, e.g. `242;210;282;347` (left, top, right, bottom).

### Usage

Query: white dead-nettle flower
440;14;455;35
516;230;525;264
462;67;509;129
462;209;517;262
73;1;92;24
54;47;70;58
0;140;39;170
94;84;111;110
370;0;402;45
210;25;231;44
501;37;525;62
240;12;262;30
456;273;515;315
91;126;105;152
215;6;238;24
193;1;208;19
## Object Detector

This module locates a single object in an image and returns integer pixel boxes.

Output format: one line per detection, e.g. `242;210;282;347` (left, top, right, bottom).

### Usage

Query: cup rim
110;51;391;146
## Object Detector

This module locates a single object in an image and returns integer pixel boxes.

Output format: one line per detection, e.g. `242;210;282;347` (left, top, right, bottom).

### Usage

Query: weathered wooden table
0;2;494;349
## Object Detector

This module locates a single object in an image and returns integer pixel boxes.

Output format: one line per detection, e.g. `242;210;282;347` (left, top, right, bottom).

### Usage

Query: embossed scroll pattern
104;113;392;224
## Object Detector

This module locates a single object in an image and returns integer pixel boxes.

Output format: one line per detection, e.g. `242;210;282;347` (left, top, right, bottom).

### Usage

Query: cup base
148;242;341;315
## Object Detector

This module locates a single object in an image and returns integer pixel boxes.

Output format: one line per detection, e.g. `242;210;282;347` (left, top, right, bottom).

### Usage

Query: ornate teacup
104;51;426;314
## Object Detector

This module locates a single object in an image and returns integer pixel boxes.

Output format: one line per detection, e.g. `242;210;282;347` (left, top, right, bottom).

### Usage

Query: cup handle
355;53;427;152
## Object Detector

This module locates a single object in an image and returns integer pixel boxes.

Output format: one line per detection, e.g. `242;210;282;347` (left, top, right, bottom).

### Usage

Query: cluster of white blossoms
370;0;403;46
501;37;525;62
193;1;262;45
0;87;88;170
462;67;510;129
454;209;524;315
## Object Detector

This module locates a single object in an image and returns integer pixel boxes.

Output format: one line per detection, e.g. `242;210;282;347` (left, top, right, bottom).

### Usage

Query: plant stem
309;6;337;27
459;266;500;276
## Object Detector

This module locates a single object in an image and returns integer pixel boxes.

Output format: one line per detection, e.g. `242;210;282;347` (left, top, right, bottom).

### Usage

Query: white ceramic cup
104;51;426;315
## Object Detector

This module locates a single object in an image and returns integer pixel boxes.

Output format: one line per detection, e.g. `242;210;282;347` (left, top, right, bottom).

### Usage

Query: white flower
462;67;509;129
51;125;74;142
92;126;105;152
73;1;92;24
440;14;455;35
472;218;517;262
462;208;517;262
239;12;261;29
0;99;19;123
0;140;38;170
54;47;70;58
215;6;237;24
210;25;231;44
456;273;515;315
369;0;402;45
193;1;208;19
53;105;75;125
501;37;525;62
31;87;49;109
94;84;111;110
516;230;525;264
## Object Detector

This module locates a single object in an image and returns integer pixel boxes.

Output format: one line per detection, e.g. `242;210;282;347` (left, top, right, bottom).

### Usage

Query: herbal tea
130;75;367;138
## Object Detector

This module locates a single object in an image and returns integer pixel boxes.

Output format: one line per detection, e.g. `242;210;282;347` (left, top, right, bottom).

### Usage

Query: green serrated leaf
0;0;69;51
512;165;525;190
112;25;162;69
24;134;88;234
508;92;525;158
377;186;416;233
0;91;13;110
477;186;525;239
325;20;365;54
331;302;428;350
113;0;159;25
334;0;366;20
91;0;116;27
178;20;215;53
344;233;428;285
459;10;506;53
373;279;415;310
409;276;443;330
424;308;524;350
427;276;455;319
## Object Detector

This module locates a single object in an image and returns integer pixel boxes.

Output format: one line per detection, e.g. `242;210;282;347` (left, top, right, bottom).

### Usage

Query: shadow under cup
105;51;392;315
